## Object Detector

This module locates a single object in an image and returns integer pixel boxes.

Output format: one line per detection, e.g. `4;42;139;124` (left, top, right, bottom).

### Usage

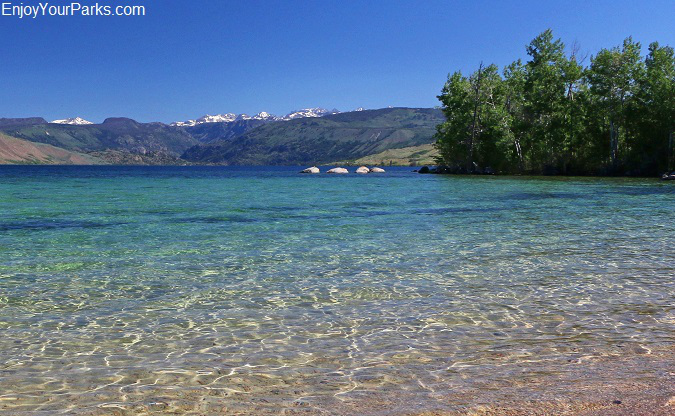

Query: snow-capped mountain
238;112;281;122
171;108;343;127
172;113;236;127
171;112;280;127
281;108;339;120
51;117;93;125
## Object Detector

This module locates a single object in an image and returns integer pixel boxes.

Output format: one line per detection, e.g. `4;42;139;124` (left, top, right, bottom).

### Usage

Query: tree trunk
515;137;524;173
669;129;673;172
468;62;483;173
610;119;618;172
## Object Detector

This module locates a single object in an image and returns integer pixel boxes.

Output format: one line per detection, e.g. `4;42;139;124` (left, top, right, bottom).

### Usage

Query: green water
0;166;673;414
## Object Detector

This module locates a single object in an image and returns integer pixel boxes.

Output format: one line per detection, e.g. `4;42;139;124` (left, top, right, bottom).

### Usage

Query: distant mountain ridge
181;107;443;165
0;132;102;164
182;118;270;143
171;107;341;127
0;117;48;127
0;107;442;166
0;117;198;157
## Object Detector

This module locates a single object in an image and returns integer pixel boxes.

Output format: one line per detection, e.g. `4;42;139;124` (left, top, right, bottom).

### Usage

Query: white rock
327;167;348;174
301;166;320;174
370;167;385;173
356;166;370;174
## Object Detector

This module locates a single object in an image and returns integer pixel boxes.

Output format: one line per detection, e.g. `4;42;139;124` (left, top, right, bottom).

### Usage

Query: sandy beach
4;346;663;416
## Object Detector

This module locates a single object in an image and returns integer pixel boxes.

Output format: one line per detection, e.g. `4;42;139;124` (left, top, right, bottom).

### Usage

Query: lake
0;166;673;414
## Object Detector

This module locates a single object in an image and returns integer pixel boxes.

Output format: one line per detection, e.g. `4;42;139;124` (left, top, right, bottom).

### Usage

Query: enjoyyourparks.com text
2;2;146;19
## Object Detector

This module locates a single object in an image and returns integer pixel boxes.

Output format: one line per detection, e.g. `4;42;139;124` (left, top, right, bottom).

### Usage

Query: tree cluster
435;30;674;176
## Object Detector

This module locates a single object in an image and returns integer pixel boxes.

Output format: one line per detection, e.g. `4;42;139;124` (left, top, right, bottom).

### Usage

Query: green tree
435;64;511;172
560;43;588;174
587;37;645;173
502;59;527;172
472;64;513;172
434;71;474;168
636;42;675;173
434;30;672;176
522;30;570;173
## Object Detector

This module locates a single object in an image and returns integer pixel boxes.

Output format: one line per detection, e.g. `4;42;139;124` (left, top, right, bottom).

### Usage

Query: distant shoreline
0;163;671;179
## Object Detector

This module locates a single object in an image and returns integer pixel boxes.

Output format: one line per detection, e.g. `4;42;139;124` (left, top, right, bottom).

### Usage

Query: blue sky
1;0;673;123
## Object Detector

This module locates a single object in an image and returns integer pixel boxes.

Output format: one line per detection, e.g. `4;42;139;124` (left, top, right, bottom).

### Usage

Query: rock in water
301;166;320;174
327;167;348;174
370;167;385;173
356;166;370;174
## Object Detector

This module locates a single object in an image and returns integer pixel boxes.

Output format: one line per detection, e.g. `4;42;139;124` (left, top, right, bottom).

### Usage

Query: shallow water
0;166;673;414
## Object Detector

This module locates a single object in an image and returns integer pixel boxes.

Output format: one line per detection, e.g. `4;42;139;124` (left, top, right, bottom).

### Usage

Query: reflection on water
0;166;673;414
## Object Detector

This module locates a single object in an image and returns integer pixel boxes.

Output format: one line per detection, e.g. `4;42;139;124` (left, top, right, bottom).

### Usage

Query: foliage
435;30;675;175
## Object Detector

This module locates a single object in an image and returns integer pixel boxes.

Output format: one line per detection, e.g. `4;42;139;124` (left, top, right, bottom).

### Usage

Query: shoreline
326;347;675;416
0;163;671;179
413;347;675;416
2;347;671;415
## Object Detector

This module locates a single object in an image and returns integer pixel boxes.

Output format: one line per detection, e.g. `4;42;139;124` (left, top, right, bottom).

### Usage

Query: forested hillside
0;118;198;157
182;108;443;165
0;132;101;164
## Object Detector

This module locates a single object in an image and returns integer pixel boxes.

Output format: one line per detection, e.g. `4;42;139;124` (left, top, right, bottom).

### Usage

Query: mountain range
170;107;341;127
181;107;442;165
48;107;347;127
0;107;443;166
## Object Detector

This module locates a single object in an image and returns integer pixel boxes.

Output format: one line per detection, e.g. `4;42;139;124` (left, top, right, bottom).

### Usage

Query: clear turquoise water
0;166;673;414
